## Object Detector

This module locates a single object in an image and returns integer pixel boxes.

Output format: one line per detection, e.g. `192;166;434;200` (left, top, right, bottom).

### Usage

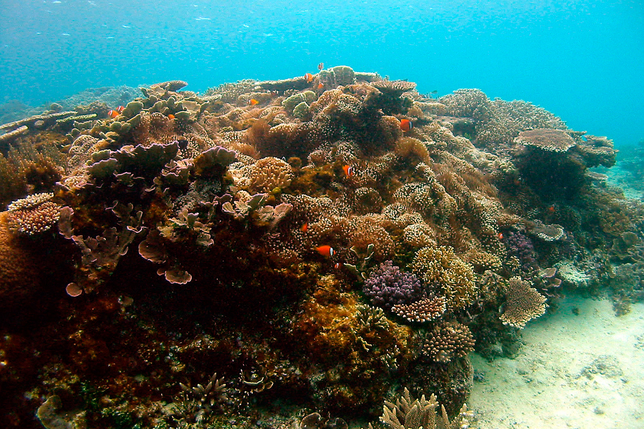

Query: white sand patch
468;296;644;428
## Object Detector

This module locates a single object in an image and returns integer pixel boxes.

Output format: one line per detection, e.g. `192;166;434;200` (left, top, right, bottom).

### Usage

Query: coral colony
0;66;642;428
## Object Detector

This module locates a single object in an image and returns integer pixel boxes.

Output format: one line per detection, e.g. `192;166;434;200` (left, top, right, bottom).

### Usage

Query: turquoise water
1;0;643;146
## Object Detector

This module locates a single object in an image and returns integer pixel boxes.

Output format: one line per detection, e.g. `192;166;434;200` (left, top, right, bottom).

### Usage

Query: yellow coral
247;157;294;194
411;246;477;310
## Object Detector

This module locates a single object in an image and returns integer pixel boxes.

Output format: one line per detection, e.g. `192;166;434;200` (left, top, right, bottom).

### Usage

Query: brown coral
391;296;446;323
515;128;576;152
248;156;294;193
0;211;42;316
7;193;61;235
422;322;475;363
500;276;547;328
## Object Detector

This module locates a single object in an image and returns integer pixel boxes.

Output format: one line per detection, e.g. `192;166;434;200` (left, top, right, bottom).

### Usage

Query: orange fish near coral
318;62;324;71
317;83;324;90
548;205;556;213
334;262;343;269
249;98;259;106
116;105;125;113
167;114;175;120
342;165;355;177
400;119;413;132
108;109;119;118
316;245;335;257
301;223;309;233
305;73;314;83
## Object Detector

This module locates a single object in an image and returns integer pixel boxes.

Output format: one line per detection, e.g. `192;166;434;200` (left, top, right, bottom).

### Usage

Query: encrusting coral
0;66;641;428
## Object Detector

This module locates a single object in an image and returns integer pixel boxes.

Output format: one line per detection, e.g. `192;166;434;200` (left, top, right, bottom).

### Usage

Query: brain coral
411;246;477;310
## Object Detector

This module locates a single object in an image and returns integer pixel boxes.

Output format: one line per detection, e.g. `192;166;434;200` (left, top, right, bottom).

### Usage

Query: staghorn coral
379;387;471;429
500;276;547;328
422;322;476;363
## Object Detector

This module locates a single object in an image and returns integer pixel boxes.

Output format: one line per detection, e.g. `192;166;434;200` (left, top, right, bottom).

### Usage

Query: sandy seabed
468;296;644;429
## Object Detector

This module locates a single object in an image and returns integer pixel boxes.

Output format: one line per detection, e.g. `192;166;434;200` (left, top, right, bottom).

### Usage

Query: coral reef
0;68;641;429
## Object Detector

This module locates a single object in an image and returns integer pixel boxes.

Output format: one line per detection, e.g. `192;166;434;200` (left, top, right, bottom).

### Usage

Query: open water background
0;0;643;147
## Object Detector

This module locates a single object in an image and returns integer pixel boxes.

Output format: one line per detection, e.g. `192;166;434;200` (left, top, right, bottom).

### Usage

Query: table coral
500;276;547;328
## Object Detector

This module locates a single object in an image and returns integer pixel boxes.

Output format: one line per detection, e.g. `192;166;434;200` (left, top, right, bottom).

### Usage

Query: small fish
108;109;119;118
400;119;413;132
249;98;259;106
317;82;324;89
317;62;324;71
301;223;309;233
342;165;354;177
316;245;334;257
334;262;343;269
116;105;125;113
548;205;556;213
167;114;175;120
304;72;314;83
497;232;504;240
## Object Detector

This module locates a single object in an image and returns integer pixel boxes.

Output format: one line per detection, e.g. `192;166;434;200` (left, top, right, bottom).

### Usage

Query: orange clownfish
400;119;413;132
317;82;324;90
116;105;125;113
305;72;314;83
334;262;343;269
497;232;504;240
342;165;355;177
301;223;309;233
249;98;259;106
167;114;175;120
108;109;119;118
316;245;335;257
548;205;556;213
318;62;324;71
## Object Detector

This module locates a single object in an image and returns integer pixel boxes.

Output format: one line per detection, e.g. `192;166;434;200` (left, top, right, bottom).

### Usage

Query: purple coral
363;261;422;310
504;231;538;273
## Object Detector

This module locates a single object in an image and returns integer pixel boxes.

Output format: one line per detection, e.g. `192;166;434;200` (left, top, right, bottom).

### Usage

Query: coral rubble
0;66;641;428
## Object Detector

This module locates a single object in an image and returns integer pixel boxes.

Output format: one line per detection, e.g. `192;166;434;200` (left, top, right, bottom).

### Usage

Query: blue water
1;0;643;146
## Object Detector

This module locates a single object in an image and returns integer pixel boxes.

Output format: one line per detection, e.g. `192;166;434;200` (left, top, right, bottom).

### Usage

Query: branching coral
422;322;476;363
380;387;472;429
411;246;477;310
363;261;423;310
